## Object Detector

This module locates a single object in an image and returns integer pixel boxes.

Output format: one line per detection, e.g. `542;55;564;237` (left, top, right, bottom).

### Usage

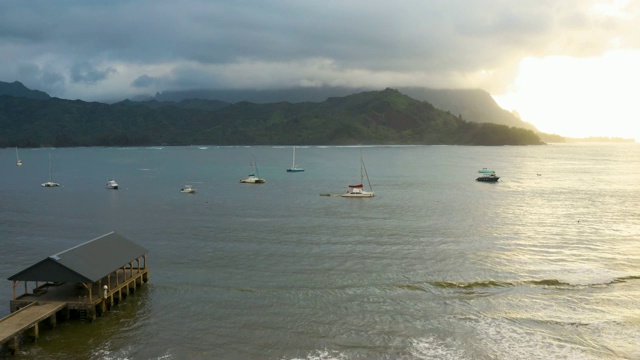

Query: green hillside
0;88;544;147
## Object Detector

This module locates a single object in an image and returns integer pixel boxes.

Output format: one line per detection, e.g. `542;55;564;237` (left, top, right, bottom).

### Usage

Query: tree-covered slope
0;89;544;147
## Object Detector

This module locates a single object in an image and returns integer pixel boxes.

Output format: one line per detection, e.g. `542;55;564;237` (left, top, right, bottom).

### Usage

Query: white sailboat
286;146;304;172
41;154;60;187
15;147;22;166
342;152;375;198
240;151;266;184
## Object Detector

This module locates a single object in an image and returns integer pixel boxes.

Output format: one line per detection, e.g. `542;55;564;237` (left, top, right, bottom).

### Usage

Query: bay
1;143;639;359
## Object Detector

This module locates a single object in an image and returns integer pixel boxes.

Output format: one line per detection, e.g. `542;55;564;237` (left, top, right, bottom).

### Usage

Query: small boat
286;146;304;172
342;183;375;198
106;179;119;189
16;147;23;166
180;185;196;193
476;168;500;182
240;174;266;184
41;154;60;187
240;151;266;184
342;152;375;198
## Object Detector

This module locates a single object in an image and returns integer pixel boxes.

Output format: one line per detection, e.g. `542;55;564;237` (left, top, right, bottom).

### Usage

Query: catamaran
342;152;375;198
240;151;266;184
41;154;60;187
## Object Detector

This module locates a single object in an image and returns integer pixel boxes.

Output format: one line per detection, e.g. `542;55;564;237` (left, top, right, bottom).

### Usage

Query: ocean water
1;143;639;360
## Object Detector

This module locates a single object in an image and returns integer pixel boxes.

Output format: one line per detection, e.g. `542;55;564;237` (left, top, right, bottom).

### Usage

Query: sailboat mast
252;152;261;179
360;154;364;184
360;157;373;191
48;153;53;181
292;146;296;167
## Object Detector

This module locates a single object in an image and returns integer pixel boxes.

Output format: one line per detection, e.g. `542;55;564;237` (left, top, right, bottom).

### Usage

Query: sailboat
240;151;266;184
41;153;60;187
342;152;375;198
15;147;23;166
286;146;304;172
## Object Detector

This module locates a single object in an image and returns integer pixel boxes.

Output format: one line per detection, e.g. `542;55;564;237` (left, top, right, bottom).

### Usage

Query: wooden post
28;323;39;341
89;285;92;304
7;336;19;355
48;313;58;328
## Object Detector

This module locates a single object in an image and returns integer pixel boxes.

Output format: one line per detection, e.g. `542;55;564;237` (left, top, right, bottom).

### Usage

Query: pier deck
0;302;66;345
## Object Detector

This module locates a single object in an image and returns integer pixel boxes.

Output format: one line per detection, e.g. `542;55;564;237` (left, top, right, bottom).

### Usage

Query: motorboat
476;168;500;182
106;179;119;189
180;185;197;193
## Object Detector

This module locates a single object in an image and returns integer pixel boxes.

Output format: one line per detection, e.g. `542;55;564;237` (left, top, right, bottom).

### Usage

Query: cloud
131;74;158;88
0;0;638;102
70;62;116;84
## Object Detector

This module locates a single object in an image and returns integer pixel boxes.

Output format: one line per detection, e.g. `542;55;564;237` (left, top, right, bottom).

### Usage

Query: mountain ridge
0;85;544;147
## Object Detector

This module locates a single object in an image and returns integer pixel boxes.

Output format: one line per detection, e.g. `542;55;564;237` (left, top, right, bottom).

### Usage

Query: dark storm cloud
70;62;116;84
0;0;637;101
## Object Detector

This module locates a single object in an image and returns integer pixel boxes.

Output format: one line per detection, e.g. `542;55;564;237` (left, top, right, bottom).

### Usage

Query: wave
403;275;640;291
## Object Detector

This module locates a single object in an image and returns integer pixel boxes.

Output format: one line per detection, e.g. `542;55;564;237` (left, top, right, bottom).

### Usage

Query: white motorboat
106;179;119;189
180;185;197;193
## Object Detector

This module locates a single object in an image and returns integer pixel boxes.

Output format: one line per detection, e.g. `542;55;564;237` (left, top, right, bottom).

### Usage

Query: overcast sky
1;0;639;139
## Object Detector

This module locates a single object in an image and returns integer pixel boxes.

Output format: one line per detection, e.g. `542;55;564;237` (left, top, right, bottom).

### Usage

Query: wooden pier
0;302;67;355
2;232;149;356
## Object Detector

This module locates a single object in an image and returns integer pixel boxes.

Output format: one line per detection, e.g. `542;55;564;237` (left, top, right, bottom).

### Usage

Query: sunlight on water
1;143;639;359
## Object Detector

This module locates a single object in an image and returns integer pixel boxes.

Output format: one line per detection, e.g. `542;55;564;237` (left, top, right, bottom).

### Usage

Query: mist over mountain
0;83;544;147
139;86;537;133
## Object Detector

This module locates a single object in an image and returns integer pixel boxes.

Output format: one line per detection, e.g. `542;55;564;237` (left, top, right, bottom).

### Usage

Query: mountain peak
0;80;51;100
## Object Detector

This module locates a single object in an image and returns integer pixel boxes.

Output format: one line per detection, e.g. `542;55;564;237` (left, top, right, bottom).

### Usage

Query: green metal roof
8;232;148;283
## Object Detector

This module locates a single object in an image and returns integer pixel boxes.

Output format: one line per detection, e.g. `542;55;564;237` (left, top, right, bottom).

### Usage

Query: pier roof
7;232;148;283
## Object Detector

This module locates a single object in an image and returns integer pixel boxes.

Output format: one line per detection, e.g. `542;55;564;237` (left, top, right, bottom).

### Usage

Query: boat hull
341;193;376;198
240;177;266;184
286;168;304;172
107;180;119;189
476;176;499;182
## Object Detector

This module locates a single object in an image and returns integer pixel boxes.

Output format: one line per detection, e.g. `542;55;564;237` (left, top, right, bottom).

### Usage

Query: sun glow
494;50;640;141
